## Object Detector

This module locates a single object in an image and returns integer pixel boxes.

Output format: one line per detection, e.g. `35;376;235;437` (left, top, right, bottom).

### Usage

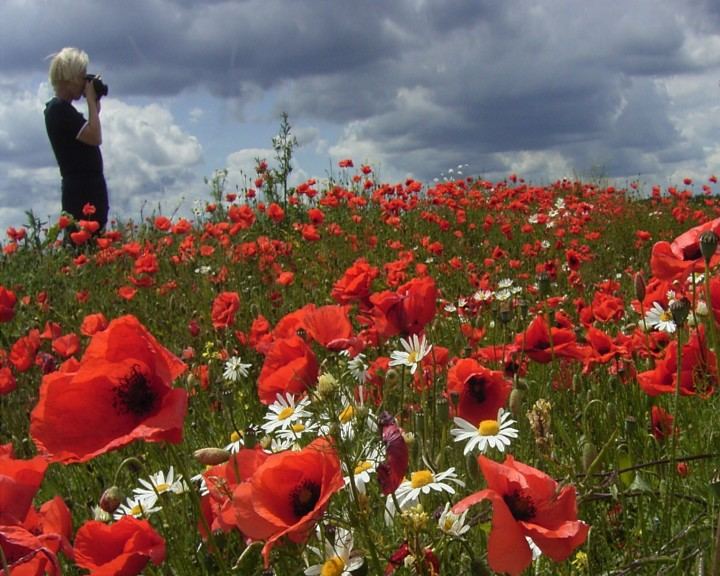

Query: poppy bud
700;230;718;263
670;297;691;328
385;368;399;387
193;447;231;466
99;485;123;513
537;272;551;298
582;440;598;473
509;387;524;417
633;271;646;303
435;397;449;423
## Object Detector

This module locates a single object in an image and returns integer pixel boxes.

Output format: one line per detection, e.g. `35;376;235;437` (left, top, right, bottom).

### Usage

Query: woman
45;47;108;230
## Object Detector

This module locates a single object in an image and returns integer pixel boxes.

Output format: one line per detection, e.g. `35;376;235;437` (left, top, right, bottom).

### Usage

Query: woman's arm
77;79;102;146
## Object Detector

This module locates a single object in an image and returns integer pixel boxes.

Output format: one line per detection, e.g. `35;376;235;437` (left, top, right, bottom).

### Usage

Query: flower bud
385;368;399;387
509;387;524;417
633;271;646;303
99;486;123;514
700;230;718;263
193;447;231;466
582;440;598;473
670;297;691;328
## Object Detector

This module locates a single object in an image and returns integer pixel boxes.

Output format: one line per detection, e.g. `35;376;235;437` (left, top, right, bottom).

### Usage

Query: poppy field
2;161;720;575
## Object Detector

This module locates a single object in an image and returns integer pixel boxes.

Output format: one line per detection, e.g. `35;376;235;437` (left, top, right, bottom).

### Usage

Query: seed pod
509;387;524;417
633;271;646;303
670;297;691;328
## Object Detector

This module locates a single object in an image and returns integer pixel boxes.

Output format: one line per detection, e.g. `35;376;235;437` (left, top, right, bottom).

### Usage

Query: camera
85;74;108;100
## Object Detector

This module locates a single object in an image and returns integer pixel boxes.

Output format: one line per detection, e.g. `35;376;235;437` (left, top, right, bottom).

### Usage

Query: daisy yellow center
278;406;295;420
154;482;171;494
478;419;500;436
339;405;354;423
410;469;434;489
229;430;242;443
406;351;419;364
130;503;144;516
291;423;305;433
354;460;372;475
320;557;345;576
660;311;672;322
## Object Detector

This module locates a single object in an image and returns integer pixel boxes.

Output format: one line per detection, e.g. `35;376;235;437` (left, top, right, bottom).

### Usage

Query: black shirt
44;97;103;178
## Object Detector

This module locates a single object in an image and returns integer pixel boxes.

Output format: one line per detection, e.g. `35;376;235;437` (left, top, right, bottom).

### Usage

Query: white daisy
113;494;161;520
346;353;369;385
261;393;312;434
394;467;464;509
472;289;494;302
274;419;320;443
438;502;470;537
643;301;677;334
388;334;432;375
223;356;252;382
343;447;383;495
132;466;188;500
450;409;519;455
304;527;364;576
497;278;514;289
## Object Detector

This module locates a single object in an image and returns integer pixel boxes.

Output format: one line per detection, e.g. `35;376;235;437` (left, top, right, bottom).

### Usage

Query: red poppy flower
302;304;353;348
30;315;188;463
9;331;40;372
651;405;675;440
331;257;379;306
0;285;17;322
514;315;585;364
211;291;241;329
0;366;15;395
385;541;439;575
446;358;512;425
1;495;74;575
74;516;166;576
650;217;720;281
371;276;438;337
80;312;109;336
52;332;80;358
231;438;343;566
454;455;589;576
0;444;48;525
637;328;717;397
257;335;318;404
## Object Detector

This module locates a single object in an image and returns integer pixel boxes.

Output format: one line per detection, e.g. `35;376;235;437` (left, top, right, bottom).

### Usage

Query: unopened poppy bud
633;271;646;303
435;397;449;423
99;486;123;513
582;440;598;473
537;272;551;298
670;297;691;327
509;387;524;416
193;447;231;466
385;368;399;386
244;426;258;449
700;230;718;263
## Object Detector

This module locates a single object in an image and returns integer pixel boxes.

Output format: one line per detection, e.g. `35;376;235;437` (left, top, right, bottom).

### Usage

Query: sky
2;0;720;233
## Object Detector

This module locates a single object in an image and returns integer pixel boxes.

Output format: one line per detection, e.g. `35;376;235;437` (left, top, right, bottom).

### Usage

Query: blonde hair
48;47;89;89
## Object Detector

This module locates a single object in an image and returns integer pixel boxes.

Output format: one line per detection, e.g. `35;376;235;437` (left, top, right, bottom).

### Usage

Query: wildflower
113;494;162;520
346;353;369;384
304;527;364;575
446;358;512;424
30;315;187;463
389;334;432;375
451;408;519;455
438;502;470;537
132;466;187;500
261;393;312;434
394;467;464;510
74;516;166;575
643;301;677;333
224;429;244;453
257;335;319;405
211;291;241;329
223;356;252;382
231;438;344;567
453;455;588;576
376;413;409;495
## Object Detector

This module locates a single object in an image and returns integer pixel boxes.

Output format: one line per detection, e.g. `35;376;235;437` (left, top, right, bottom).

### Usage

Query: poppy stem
712;503;720;576
663;325;684;537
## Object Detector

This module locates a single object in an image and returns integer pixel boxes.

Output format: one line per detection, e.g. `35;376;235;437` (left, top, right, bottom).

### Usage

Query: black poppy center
113;365;158;417
466;375;487;403
503;489;536;521
290;479;321;518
